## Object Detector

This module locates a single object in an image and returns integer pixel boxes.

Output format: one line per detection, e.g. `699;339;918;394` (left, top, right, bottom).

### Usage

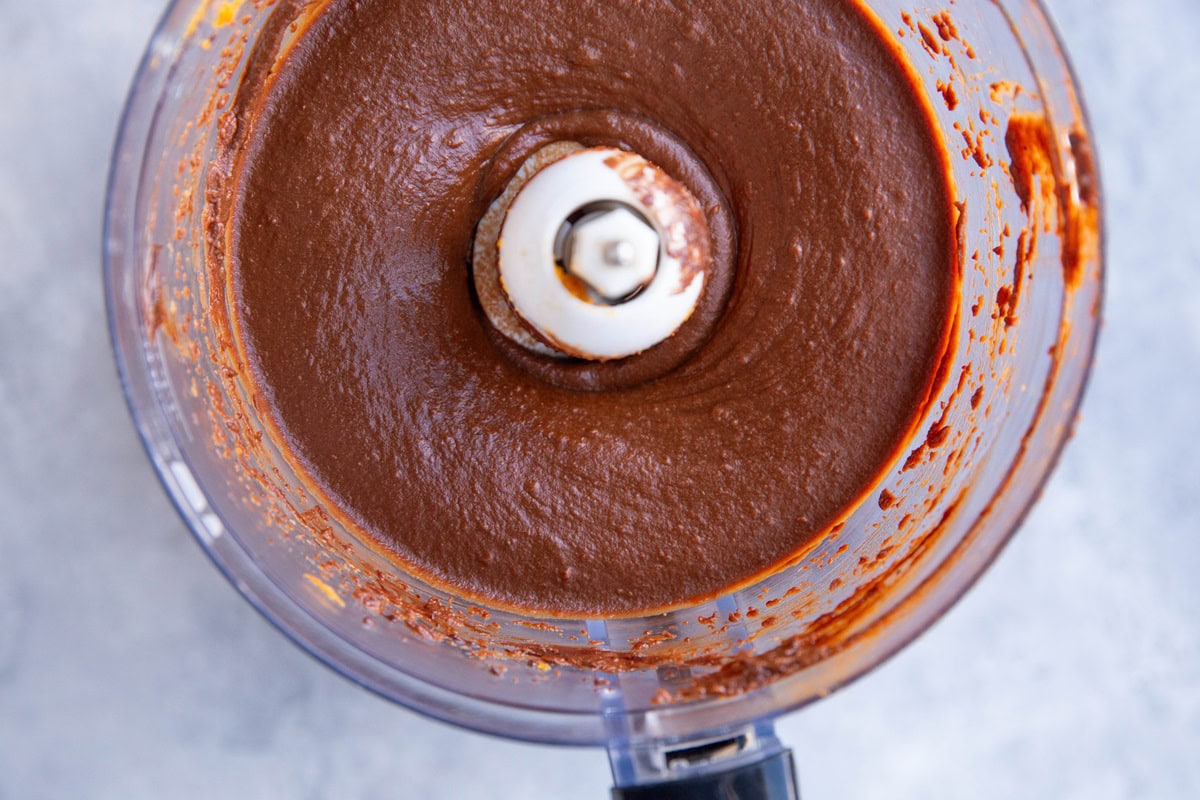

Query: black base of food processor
612;751;798;800
609;723;799;800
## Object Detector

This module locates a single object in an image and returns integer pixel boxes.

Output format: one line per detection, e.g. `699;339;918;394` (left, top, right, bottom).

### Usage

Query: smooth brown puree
225;0;958;616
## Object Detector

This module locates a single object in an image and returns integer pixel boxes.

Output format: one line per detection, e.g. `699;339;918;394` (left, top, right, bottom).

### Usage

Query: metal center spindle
472;145;710;361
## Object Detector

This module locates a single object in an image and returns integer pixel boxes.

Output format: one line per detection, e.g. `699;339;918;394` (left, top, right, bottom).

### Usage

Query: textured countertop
2;1;1198;797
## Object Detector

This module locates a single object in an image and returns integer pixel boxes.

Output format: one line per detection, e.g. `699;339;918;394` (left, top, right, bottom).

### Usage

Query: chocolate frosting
226;0;958;615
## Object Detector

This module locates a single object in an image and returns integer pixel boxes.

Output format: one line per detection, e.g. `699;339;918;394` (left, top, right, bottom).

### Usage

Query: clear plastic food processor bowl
104;0;1101;795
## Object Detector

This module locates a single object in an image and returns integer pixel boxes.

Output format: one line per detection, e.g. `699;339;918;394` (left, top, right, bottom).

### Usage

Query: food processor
104;0;1102;796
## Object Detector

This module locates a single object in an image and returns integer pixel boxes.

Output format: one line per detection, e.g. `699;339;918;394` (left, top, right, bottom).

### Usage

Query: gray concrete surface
2;0;1197;797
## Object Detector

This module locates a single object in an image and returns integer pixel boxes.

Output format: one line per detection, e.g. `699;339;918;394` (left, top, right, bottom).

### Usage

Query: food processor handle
610;749;799;800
